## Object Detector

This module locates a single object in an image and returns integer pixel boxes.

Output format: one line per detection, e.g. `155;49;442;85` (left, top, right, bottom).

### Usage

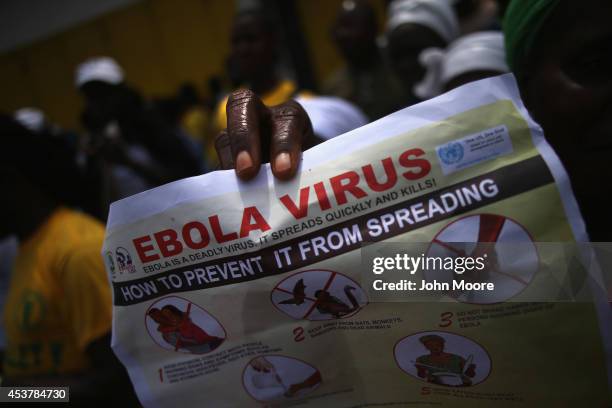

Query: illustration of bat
279;279;307;305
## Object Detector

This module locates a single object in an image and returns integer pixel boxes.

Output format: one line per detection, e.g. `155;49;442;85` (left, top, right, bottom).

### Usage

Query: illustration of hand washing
243;356;322;401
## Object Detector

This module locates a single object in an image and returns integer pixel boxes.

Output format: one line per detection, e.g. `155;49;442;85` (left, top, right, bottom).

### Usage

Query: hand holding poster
103;75;611;407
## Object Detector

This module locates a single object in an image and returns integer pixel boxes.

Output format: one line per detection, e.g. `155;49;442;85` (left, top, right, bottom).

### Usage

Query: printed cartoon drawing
414;334;476;386
147;303;224;353
279;279;307;305
244;356;322;401
426;213;539;304
313;285;360;318
272;270;367;321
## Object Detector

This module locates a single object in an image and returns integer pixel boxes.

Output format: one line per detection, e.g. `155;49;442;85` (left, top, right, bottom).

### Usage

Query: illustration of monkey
314;285;360;318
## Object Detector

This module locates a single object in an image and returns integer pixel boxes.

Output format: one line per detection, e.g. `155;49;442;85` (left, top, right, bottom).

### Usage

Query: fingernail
274;152;291;173
236;150;253;175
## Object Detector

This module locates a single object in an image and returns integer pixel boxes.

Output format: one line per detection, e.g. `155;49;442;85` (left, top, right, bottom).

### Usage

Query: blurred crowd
1;0;510;219
1;0;611;405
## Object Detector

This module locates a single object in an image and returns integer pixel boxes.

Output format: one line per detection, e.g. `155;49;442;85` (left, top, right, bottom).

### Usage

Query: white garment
414;31;508;100
295;96;368;141
386;0;460;42
441;31;508;85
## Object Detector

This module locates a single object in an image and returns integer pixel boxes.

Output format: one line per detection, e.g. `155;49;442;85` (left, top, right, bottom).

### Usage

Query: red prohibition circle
144;295;227;355
270;269;369;321
424;212;540;305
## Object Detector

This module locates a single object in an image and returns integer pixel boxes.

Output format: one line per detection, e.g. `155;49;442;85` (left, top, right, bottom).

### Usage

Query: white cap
14;107;46;133
295;96;368;140
387;0;459;43
441;31;508;85
75;57;124;87
413;31;508;100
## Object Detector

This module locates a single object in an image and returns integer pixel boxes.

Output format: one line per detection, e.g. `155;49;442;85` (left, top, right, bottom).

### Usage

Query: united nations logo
116;247;136;273
438;142;464;165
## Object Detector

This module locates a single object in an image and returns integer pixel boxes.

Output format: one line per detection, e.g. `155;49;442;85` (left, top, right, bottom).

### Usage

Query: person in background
386;0;460;104
76;57;202;219
324;0;405;120
14;107;81;154
213;8;367;173
415;30;508;98
213;9;308;138
440;31;508;91
0;115;138;405
453;0;500;34
503;0;612;242
214;0;612;246
154;84;210;172
212;8;310;171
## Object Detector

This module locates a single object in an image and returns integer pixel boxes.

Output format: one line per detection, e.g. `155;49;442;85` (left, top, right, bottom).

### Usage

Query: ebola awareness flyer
103;75;611;407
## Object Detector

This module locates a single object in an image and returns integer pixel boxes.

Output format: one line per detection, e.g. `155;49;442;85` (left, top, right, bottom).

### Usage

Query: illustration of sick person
147;305;223;353
414;335;476;386
314;285;360;318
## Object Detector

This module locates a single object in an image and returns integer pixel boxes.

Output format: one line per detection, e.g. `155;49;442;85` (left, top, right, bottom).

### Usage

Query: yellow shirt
3;208;112;377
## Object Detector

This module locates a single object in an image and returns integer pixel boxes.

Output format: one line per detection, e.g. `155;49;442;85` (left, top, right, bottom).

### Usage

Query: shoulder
47;209;106;275
57;209;105;245
29;209;103;259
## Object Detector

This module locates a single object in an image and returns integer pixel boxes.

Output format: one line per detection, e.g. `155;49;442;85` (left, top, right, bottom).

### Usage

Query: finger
226;89;267;180
214;130;234;170
269;100;313;181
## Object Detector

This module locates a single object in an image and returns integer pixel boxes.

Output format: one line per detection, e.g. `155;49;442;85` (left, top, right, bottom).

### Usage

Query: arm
415;364;428;378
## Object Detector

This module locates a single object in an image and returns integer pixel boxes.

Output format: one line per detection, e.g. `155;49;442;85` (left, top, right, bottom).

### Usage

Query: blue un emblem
438;142;464;165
